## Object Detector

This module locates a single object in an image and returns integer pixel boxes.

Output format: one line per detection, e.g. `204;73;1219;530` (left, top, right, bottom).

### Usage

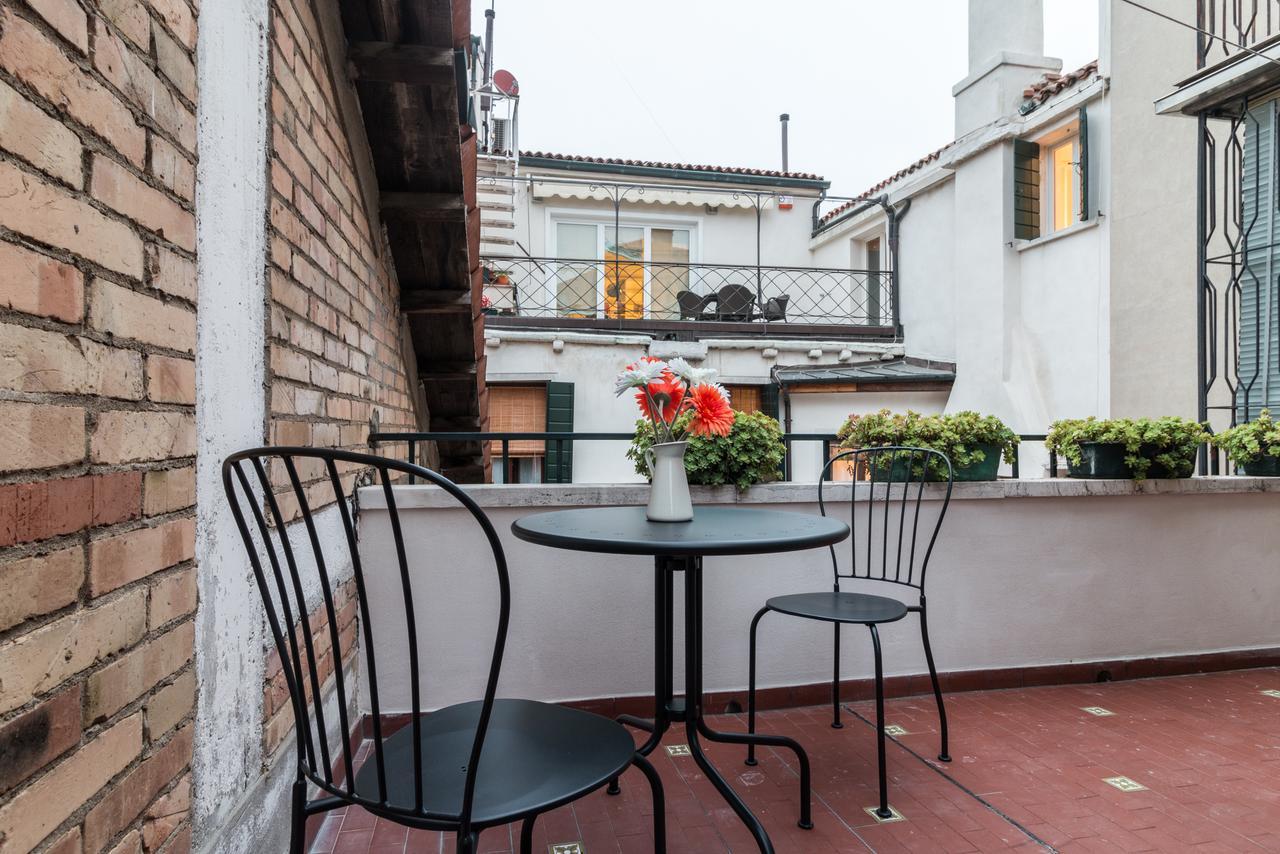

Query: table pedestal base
612;556;813;854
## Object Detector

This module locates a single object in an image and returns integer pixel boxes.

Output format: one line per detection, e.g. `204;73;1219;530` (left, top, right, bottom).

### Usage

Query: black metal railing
480;256;894;330
1196;1;1280;68
370;432;1057;484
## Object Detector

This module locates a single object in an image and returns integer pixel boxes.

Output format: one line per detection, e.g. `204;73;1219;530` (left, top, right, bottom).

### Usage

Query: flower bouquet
615;357;734;520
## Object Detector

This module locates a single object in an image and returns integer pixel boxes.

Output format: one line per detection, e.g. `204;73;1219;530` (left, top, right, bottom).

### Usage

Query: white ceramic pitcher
644;441;693;522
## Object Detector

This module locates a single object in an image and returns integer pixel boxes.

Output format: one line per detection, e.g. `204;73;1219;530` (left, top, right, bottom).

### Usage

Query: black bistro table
512;505;849;853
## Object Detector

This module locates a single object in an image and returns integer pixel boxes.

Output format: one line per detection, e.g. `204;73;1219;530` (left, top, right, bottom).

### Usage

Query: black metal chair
716;283;756;321
677;290;717;320
221;448;665;854
763;294;790;322
745;446;954;820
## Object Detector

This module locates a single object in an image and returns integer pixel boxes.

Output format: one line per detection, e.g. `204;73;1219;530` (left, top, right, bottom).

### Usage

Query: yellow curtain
604;251;644;319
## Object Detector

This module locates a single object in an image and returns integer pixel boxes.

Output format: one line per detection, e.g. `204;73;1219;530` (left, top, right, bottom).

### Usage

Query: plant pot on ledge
1211;410;1280;476
1066;442;1131;479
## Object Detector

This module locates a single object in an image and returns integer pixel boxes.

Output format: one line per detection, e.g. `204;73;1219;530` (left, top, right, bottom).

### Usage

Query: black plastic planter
1140;444;1197;479
950;443;1003;482
1240;455;1280;476
1066;442;1131;479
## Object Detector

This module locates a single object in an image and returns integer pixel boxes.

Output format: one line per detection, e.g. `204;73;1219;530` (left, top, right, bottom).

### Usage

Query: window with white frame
1012;108;1090;241
1046;135;1081;234
551;218;695;320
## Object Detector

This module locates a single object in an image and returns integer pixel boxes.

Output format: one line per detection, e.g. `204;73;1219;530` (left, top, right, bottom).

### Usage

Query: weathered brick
0;589;146;714
0;240;84;322
0;470;141;547
142;466;194;516
145;669;193;739
0;401;84;473
105;829;141;854
152;23;196;103
91;155;194;251
148;244;196;301
83;723;191;853
0;322;144;399
91;410;195;465
100;0;151;50
27;0;89;52
141;774;189;852
46;826;84;854
0;683;82;796
86;620;193;722
146;0;196;50
146;354;195;404
149;133;195;201
88;516;194;596
148;567;195;630
0;8;144;165
89;278;195;353
0;546;84;632
93;23;194;153
0;160;144;277
0;714;142;852
0;76;83;186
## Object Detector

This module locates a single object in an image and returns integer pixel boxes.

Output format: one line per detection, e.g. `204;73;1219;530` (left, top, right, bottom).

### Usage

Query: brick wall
0;1;198;852
266;0;417;522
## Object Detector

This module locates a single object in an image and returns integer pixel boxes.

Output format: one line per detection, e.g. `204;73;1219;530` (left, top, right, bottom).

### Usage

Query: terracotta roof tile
819;59;1100;228
1021;59;1100;108
519;150;825;182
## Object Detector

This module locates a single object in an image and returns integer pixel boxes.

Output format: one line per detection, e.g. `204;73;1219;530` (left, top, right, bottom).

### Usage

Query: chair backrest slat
220;446;512;836
818;446;953;593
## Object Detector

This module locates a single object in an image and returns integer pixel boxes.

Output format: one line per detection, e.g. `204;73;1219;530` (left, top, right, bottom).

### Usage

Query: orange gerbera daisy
687;383;735;437
636;369;685;424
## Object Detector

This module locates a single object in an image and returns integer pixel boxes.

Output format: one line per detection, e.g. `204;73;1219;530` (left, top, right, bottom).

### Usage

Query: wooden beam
381;192;466;222
400;289;471;313
348;42;454;85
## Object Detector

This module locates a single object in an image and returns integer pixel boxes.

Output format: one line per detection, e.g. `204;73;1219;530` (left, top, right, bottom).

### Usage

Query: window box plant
627;409;784;492
1045;417;1207;480
834;409;1018;482
1210;409;1280;475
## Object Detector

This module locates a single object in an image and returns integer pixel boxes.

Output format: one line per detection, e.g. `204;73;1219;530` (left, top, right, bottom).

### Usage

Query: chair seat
766;591;909;625
353;698;635;826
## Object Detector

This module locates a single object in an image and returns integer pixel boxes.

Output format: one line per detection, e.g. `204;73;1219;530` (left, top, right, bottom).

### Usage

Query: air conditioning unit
492;117;510;154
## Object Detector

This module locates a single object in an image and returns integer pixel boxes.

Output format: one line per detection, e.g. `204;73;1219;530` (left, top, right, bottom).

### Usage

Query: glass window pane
1052;141;1076;231
555;223;598;316
651;228;690;320
605;226;644;319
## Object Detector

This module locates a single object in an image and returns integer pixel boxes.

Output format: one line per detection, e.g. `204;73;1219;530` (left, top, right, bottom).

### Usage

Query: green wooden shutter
761;383;781;422
1239;96;1280;420
1013;139;1041;240
1078;106;1090;222
544;381;574;483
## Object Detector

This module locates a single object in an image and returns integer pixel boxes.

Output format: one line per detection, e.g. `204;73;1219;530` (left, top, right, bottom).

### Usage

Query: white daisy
668;356;717;385
613;360;667;396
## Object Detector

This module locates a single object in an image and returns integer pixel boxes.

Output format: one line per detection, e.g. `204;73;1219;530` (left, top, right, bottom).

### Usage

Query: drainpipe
780;113;789;172
886;196;911;337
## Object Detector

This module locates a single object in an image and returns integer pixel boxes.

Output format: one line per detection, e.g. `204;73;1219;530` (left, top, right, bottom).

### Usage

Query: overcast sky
473;1;1099;198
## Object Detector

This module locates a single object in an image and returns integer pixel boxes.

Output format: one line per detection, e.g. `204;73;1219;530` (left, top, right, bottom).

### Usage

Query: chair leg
869;624;893;820
519;814;536;854
919;602;951;762
606;776;620;795
832;621;843;729
288;778;306;854
746;606;768;766
458;830;481;854
632;753;667;853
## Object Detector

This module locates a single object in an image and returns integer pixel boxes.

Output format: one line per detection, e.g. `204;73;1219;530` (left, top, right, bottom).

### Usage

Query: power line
1117;0;1280;70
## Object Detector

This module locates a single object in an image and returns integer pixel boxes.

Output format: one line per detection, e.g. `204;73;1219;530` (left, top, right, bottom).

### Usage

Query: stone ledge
359;476;1280;510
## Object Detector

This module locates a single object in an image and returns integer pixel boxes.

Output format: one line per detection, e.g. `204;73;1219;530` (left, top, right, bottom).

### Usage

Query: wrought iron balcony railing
480;256;896;334
1196;0;1280;68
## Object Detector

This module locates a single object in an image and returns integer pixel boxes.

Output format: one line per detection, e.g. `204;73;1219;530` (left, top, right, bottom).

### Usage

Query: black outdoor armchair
222;447;665;854
677;290;717;320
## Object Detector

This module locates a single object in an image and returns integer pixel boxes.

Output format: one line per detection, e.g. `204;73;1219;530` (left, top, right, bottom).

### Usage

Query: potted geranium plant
614;357;734;520
628;410;785;491
1211;409;1280;475
835;409;1017;482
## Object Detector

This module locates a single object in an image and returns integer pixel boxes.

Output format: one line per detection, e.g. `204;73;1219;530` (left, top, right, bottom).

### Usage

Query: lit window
1048;137;1080;233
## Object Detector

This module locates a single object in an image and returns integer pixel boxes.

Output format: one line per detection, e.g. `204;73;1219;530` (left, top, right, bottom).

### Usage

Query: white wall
357;483;1280;711
192;0;270;845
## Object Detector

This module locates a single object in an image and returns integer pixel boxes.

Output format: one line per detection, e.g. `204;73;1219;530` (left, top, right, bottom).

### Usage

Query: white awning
530;181;767;209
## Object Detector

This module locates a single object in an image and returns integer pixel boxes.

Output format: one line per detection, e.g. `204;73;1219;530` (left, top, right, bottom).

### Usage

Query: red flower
636;370;686;424
687;384;735;437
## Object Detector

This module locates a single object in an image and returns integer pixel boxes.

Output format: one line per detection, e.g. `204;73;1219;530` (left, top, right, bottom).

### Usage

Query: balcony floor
311;668;1280;853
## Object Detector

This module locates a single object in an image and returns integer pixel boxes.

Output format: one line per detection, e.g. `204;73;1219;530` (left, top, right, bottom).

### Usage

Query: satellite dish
494;69;519;97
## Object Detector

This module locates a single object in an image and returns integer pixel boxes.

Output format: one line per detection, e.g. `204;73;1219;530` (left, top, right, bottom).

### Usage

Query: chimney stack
779;113;790;173
952;0;1059;137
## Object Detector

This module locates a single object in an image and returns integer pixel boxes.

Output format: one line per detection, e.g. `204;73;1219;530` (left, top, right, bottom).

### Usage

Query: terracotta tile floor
310;668;1280;853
